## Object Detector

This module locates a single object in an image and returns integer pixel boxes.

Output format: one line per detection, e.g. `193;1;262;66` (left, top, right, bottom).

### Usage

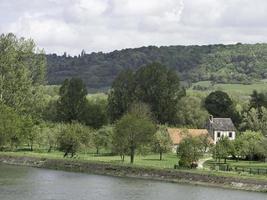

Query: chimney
209;115;213;123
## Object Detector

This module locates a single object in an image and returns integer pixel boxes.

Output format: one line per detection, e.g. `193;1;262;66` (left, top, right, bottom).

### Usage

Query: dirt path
197;157;212;169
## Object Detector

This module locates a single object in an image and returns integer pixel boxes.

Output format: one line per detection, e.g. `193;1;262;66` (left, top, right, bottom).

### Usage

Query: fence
215;164;267;175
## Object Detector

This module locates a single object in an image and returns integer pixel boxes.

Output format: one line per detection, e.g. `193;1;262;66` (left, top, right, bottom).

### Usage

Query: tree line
46;43;267;90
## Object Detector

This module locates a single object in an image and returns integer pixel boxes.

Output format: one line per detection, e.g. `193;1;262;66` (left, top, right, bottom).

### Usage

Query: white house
206;116;236;144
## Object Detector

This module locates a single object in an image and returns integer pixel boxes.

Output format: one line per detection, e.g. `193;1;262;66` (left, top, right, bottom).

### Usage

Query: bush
57;123;92;157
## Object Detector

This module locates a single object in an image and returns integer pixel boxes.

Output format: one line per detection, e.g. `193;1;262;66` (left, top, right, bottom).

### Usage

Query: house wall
214;131;235;144
172;145;178;153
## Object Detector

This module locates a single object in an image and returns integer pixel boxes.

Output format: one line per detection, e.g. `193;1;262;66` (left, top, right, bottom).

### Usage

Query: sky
1;0;267;55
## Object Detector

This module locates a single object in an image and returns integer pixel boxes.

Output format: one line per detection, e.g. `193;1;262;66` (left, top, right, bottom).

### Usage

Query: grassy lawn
187;80;267;97
0;151;179;169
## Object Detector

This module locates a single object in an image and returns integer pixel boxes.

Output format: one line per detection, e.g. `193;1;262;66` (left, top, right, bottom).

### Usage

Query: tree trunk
130;147;135;164
160;151;163;160
48;146;52;153
96;147;99;155
121;154;125;162
64;151;68;157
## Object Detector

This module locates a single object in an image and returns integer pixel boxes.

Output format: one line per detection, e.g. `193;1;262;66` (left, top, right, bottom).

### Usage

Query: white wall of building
214;131;235;144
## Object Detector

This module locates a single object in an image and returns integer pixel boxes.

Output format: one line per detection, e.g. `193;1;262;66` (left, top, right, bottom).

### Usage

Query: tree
204;91;240;125
152;126;172;160
198;134;213;153
177;96;209;128
258;138;267;161
177;136;203;168
82;98;108;129
213;137;233;163
237;131;263;161
93;126;113;154
241;107;267;135
249;90;267;117
114;103;156;163
0;103;23;150
57;78;88;122
21;116;37;151
135;63;185;124
57;123;92;157
232;137;247;161
46;44;267;91
0;33;46;113
43;98;58;122
39;122;60;152
108;63;185;125
112;129;128;162
107;69;135;122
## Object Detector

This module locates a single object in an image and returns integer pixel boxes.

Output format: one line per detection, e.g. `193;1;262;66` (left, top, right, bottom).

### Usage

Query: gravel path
197;157;212;169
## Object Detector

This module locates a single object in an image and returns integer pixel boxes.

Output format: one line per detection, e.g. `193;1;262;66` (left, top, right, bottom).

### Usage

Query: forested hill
46;43;267;91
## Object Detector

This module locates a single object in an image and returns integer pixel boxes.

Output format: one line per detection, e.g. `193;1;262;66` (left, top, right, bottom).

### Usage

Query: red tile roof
168;128;212;145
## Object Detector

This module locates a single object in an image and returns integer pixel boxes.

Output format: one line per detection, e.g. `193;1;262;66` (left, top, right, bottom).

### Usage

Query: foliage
43;98;58;122
241;107;267;135
82;97;108;129
236;131;264;161
107;69;135;122
258;138;267;160
249;90;267;115
93;126;113;154
198;134;214;153
56;78;88;122
212;137;234;163
113;103;156;163
108;63;185;124
176;96;209;128
152;126;172;160
0;33;46;113
177;136;204;168
134;63;185;124
57;123;92;157
0;103;23;149
38;123;60;152
46;44;267;90
204;91;241;125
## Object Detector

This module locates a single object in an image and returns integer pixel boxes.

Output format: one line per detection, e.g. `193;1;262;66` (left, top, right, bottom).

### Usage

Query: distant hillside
46;43;267;91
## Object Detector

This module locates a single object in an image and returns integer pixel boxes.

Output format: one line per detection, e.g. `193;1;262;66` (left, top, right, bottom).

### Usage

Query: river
0;164;266;200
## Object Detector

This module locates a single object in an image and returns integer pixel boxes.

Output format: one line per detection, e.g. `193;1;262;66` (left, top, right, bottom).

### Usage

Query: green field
87;93;108;101
187;80;267;97
45;80;267;99
0;151;178;169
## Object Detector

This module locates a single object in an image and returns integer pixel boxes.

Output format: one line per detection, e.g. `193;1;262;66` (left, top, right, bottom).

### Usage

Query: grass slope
187;80;267;97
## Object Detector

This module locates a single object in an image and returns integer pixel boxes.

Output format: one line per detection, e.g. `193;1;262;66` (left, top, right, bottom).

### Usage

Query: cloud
0;0;267;55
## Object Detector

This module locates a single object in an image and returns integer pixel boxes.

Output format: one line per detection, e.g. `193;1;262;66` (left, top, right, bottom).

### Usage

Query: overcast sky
1;0;267;55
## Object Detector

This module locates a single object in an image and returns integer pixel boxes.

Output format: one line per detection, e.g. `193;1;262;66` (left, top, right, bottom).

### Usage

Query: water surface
0;164;266;200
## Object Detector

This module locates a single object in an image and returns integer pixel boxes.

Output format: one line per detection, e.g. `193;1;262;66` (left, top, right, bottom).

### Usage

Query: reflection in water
0;164;266;200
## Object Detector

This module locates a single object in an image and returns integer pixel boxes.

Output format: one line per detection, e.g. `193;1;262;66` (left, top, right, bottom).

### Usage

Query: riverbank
0;153;267;193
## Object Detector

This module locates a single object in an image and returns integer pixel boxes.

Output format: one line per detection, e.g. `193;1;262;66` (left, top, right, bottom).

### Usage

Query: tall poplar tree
57;78;88;122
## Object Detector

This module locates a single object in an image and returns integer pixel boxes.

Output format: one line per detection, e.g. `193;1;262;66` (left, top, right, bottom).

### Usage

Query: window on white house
217;132;221;137
229;132;232;138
